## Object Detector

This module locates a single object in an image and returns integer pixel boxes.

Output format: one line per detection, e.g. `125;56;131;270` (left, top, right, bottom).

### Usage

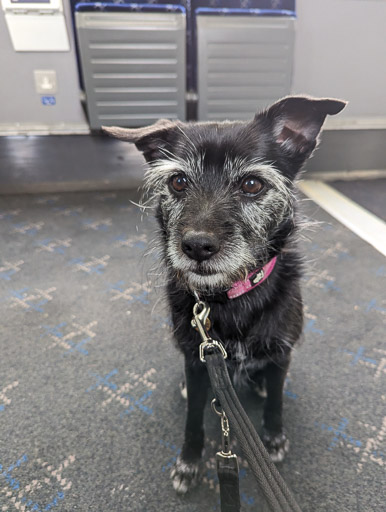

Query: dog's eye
240;176;264;196
170;174;188;194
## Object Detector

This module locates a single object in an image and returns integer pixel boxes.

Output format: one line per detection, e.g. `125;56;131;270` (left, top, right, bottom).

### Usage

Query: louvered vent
76;12;186;129
197;16;295;121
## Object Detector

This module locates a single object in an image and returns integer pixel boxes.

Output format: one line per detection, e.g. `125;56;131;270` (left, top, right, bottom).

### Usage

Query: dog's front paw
170;456;201;494
261;430;290;463
253;380;267;398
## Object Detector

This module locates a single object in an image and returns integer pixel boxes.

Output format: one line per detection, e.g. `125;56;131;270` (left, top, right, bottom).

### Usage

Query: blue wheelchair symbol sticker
41;96;56;106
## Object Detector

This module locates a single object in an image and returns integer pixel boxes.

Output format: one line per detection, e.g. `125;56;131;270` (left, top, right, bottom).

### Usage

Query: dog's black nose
181;231;220;262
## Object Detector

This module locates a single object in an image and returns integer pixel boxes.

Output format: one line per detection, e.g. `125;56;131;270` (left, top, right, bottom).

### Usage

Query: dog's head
104;96;346;293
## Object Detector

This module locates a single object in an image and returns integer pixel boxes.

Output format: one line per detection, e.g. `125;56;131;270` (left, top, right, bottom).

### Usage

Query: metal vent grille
76;12;186;129
197;16;295;121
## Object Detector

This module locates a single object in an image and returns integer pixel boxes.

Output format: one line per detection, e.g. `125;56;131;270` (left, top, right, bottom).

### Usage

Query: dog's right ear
256;96;347;162
102;119;181;162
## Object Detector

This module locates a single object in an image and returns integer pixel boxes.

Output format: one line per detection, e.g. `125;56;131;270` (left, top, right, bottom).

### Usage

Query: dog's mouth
184;270;231;292
189;265;218;277
180;262;251;293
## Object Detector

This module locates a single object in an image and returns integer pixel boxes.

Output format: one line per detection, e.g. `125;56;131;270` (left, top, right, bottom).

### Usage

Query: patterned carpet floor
0;189;385;512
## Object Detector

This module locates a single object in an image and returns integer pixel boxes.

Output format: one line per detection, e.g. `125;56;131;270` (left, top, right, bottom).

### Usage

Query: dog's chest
208;305;270;380
222;341;268;387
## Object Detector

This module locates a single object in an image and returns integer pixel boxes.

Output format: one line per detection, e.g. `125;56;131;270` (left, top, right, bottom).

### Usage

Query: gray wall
293;0;386;125
0;0;88;134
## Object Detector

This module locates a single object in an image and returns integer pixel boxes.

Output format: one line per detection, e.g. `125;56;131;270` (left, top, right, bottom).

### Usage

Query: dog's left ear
257;96;347;160
102;119;182;162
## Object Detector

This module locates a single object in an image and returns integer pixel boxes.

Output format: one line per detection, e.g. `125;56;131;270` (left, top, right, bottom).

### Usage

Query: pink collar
226;256;277;300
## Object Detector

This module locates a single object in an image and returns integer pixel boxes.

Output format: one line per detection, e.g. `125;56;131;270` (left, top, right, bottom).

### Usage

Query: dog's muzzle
181;231;220;263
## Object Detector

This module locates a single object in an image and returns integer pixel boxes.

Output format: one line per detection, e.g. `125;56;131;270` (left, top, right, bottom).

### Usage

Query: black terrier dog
103;95;346;493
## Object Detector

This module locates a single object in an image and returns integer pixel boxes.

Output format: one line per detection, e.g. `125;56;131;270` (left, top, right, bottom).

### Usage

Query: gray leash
192;299;302;512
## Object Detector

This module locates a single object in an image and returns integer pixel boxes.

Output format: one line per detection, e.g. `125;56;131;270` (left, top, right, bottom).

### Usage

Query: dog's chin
185;271;229;293
175;269;238;294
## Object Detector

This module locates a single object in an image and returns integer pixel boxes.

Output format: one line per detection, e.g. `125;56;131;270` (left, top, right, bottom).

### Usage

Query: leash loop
199;340;227;363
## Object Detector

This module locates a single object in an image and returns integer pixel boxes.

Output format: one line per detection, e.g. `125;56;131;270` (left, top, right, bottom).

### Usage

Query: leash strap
205;349;302;512
216;452;241;512
191;299;302;512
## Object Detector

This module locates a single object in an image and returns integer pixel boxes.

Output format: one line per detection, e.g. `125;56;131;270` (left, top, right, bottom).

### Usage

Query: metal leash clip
191;300;211;332
211;399;233;456
191;293;227;363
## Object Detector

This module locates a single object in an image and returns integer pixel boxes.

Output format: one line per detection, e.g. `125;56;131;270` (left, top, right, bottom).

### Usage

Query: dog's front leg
171;359;210;494
261;359;290;463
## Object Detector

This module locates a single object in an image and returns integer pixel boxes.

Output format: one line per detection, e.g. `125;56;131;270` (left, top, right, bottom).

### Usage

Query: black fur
103;95;347;493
